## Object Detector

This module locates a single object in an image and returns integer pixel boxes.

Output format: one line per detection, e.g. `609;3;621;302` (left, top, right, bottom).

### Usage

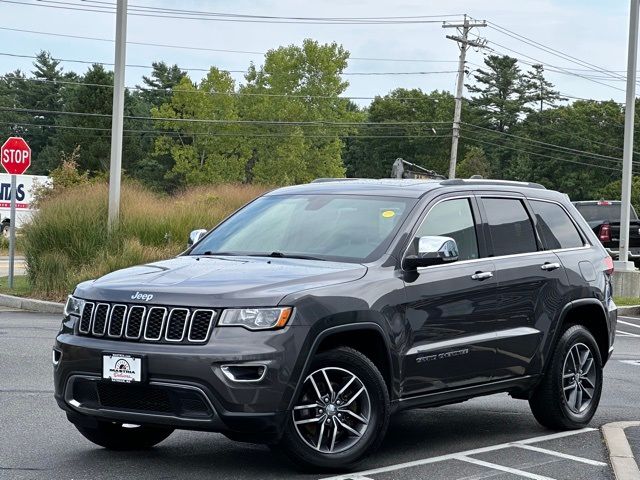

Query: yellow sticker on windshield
382;210;395;218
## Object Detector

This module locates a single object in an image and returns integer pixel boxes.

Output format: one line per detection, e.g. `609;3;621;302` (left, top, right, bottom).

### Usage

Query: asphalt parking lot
1;310;639;480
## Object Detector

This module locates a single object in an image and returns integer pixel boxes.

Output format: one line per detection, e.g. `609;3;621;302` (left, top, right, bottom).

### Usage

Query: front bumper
53;323;310;441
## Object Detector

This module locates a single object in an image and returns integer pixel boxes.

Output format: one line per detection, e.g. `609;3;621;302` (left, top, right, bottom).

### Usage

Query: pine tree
522;64;565;113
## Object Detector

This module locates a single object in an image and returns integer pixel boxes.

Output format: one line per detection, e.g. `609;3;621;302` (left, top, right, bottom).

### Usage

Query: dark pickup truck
573;200;640;264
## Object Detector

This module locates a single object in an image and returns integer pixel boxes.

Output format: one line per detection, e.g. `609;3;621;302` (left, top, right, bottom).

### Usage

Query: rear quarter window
530;200;584;250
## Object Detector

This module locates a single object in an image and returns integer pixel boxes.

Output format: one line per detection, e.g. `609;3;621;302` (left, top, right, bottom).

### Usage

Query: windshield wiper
248;251;327;261
196;251;242;256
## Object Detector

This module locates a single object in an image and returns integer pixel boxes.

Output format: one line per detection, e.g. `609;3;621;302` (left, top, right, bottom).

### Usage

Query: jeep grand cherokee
53;178;616;470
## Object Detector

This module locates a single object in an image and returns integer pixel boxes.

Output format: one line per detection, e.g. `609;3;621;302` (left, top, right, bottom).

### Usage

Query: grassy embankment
4;181;267;302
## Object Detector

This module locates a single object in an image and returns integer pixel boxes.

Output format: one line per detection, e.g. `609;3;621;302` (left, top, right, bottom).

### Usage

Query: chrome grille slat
165;308;189;342
125;306;146;340
188;309;216;343
107;304;127;338
78;302;94;334
143;307;167;341
78;303;215;344
91;303;110;336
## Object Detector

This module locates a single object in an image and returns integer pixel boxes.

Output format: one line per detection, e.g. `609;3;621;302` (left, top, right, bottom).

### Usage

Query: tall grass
22;181;268;301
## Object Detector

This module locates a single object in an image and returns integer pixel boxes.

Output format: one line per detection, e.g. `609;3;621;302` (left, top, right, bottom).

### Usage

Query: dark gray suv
53;178;617;470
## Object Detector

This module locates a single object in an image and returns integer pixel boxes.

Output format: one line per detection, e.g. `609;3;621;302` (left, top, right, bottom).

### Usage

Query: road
1;310;639;480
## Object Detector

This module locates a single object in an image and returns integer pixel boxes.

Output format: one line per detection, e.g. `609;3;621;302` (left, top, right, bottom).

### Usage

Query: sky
0;0;633;107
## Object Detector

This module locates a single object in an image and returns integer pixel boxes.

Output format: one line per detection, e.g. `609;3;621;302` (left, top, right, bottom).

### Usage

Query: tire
74;421;174;450
278;346;390;471
529;324;603;430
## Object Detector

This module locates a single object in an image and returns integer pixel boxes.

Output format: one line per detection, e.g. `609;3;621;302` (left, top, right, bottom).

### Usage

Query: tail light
598;223;611;243
604;256;614;275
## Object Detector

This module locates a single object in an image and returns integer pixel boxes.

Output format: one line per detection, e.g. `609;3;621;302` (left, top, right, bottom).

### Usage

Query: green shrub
22;181;268;301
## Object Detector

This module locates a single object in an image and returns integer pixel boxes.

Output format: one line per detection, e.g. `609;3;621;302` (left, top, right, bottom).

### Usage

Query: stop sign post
1;137;31;288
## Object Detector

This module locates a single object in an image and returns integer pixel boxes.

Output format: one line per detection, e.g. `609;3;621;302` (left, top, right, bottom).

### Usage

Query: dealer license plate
102;354;142;383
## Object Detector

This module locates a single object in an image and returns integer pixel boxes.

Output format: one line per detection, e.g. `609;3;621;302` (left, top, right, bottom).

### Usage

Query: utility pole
108;0;128;231
617;0;640;272
443;15;487;179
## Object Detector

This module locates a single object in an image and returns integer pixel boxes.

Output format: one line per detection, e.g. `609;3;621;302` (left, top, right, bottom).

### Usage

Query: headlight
64;295;84;317
218;307;293;330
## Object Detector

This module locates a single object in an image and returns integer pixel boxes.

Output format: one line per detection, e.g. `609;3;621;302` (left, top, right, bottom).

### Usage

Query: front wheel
279;347;390;470
74;421;174;450
529;324;603;430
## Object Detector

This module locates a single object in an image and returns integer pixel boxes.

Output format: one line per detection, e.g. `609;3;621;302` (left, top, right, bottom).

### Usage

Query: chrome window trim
164;308;190;342
107;304;128;338
143;307;168;341
188;309;216;343
124;305;147;340
91;303;110;337
78;302;94;334
527;197;592;249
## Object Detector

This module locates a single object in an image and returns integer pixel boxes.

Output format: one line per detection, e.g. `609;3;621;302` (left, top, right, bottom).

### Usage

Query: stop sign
1;137;31;175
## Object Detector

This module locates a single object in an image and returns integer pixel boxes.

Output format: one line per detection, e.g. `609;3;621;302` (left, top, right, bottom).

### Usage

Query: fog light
221;364;267;382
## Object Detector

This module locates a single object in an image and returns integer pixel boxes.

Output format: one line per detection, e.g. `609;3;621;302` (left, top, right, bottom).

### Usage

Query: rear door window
482;198;538;256
530;200;584;250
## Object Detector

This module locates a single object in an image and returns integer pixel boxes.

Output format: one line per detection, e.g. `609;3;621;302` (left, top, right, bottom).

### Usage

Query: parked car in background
573;200;640;265
54;179;616;470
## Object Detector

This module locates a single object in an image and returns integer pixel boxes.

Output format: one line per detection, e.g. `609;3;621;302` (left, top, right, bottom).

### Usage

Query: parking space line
457;456;557;480
320;428;596;480
618;330;640;338
618;320;640;330
514;444;608;466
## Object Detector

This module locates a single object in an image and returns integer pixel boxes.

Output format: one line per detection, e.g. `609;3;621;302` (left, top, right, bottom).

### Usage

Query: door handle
541;262;561;271
471;271;493;281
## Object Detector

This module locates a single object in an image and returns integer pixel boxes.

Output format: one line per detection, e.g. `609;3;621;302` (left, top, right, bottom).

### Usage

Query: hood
74;255;367;308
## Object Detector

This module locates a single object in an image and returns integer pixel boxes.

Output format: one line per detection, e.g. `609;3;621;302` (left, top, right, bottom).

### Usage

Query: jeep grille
77;302;216;344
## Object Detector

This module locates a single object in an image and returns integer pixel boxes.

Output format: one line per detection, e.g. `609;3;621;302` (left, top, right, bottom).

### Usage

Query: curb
602;421;640;480
0;293;63;314
619;305;640;316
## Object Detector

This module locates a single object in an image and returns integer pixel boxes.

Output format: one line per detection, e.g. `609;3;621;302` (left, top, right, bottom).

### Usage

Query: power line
0;0;461;24
0;106;455;126
0;51;457;76
0;25;459;64
1;120;453;139
486;22;626;82
461;122;629;165
460;134;626;173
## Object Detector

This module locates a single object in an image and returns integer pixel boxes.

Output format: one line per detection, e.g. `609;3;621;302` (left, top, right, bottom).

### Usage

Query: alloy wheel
562;342;597;414
292;367;371;454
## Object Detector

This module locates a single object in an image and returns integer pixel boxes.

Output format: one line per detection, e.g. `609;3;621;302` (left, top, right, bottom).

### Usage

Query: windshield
190;194;415;262
575;203;638;222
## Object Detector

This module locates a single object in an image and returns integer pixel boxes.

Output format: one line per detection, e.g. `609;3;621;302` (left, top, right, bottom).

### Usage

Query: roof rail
440;179;546;190
310;178;361;183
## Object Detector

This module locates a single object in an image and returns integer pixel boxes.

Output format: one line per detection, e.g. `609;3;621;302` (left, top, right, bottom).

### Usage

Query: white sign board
0;174;51;228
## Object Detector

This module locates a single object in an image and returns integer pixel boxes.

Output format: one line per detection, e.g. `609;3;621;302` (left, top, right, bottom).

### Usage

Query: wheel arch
552;299;611;367
287;322;395;411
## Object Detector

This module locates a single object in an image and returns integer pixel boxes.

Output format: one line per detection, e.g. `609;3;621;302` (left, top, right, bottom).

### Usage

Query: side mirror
188;229;207;247
404;236;459;269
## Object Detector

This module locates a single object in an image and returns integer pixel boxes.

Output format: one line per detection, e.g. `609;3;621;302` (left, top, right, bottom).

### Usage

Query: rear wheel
74;421;174;450
529;324;603;429
279;347;390;470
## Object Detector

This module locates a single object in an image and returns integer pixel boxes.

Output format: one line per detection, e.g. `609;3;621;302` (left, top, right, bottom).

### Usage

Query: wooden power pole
443;15;487;179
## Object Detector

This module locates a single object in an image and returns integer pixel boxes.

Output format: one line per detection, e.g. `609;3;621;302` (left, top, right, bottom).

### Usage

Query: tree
343;89;455;178
238;39;357;184
138;62;187;108
150;68;248;186
466;55;529;132
522;64;565;113
456;146;490;178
